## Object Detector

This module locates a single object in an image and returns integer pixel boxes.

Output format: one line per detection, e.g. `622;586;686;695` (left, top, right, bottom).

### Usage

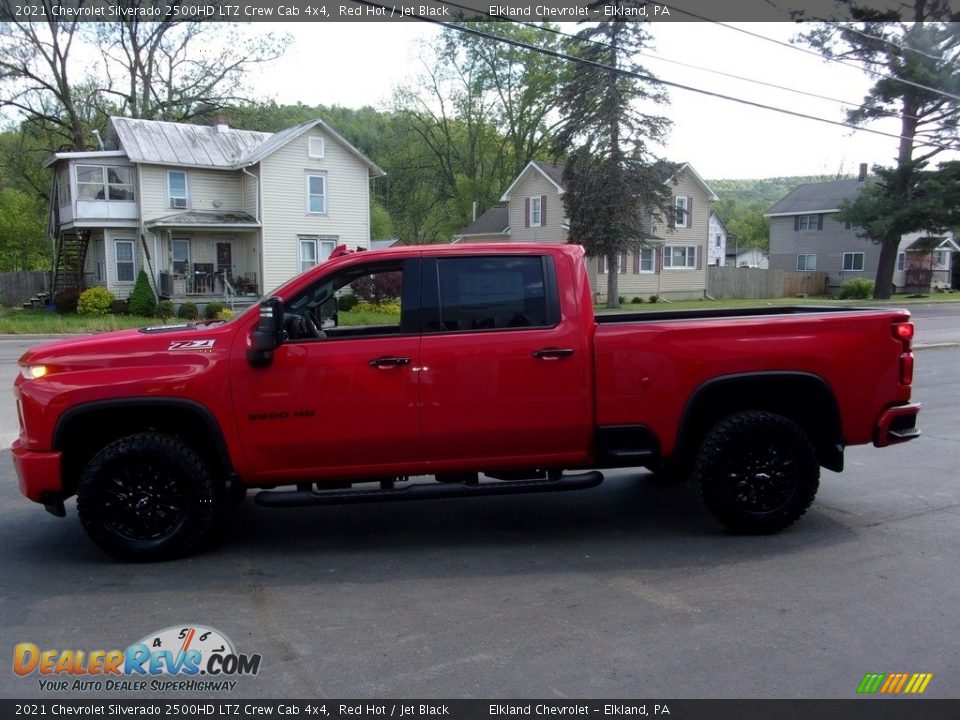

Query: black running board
254;471;604;508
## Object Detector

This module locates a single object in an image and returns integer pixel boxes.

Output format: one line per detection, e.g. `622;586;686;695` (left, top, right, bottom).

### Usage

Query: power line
488;15;916;123
369;7;957;153
665;8;960;103
840;23;960;69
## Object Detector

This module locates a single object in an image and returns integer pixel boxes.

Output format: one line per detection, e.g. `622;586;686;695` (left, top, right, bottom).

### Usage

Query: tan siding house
457;160;716;301
48;116;383;306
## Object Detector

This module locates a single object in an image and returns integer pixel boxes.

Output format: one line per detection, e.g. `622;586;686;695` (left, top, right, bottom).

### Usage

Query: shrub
355;301;401;315
156;300;175;318
204;301;226;319
177;302;199;320
127;270;156;316
631;296;644;304
617;296;626;305
215;308;235;321
839;278;874;300
111;299;129;315
648;295;659;304
338;294;359;312
54;287;80;314
77;287;116;315
351;271;402;305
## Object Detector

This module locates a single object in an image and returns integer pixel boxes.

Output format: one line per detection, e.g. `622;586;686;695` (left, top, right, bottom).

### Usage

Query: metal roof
108;117;385;177
765;178;866;217
144;210;260;229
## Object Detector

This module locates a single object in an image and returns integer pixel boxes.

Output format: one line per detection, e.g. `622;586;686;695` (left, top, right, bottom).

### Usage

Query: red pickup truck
12;244;920;560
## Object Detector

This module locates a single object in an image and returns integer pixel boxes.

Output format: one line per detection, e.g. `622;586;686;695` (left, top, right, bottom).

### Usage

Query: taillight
893;321;914;385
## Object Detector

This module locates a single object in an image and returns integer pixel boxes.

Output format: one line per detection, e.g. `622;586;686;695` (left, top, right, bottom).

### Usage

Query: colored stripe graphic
858;672;933;694
857;673;885;693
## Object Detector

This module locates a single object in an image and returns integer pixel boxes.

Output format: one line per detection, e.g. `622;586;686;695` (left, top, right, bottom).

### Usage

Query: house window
842;252;864;271
795;214;823;231
115;240;135;283
76;165;134;201
306;173;327;214
715;234;722;248
897;252;906;271
172;239;191;275
663;245;696;269
308;137;325;159
796;253;817;271
168;171;188;209
598;253;627;274
674;196;691;228
530;196;542;227
299;235;336;272
639;247;654;273
934;250;949;268
107;167;134;200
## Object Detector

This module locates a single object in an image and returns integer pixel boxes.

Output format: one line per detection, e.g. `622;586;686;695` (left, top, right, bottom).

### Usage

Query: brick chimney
858;163;868;181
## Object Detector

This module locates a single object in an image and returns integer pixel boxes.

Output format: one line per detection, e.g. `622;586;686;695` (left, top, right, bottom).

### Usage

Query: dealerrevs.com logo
14;625;262;693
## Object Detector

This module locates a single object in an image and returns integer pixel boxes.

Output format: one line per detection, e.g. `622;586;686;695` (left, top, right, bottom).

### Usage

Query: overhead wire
664;6;960;103
357;4;958;153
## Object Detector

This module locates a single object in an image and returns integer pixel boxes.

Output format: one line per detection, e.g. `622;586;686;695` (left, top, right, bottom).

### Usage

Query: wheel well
54;400;231;498
676;373;844;472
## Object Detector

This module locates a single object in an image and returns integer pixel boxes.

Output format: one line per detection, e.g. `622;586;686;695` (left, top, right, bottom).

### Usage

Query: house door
216;242;232;274
172;239;190;275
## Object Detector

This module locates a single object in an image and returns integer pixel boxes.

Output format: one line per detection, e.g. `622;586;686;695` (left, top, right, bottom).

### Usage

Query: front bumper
11;439;64;504
874;402;922;447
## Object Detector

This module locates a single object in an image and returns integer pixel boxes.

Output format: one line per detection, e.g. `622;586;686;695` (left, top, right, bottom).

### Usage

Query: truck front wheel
694;411;819;534
76;433;217;561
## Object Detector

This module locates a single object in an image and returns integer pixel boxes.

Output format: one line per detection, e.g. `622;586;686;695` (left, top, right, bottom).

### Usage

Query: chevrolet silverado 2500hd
12;244;921;560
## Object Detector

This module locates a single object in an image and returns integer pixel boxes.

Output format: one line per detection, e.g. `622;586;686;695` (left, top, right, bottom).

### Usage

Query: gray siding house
765;173;879;293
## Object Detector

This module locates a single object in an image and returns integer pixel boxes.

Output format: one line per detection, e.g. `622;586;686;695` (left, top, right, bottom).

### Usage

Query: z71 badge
168;339;216;351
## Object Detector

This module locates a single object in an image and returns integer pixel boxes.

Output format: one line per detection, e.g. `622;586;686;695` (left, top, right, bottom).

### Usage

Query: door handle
532;348;574;360
368;356;411;368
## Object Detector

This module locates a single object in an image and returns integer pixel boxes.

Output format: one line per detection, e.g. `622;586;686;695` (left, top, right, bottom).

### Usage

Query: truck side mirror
247;297;284;367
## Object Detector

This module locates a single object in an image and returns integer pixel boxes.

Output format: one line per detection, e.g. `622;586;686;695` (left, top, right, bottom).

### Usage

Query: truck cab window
284;259;418;341
426;256;557;332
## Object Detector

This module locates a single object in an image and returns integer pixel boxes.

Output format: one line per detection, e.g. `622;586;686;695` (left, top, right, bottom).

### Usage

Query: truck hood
19;322;236;370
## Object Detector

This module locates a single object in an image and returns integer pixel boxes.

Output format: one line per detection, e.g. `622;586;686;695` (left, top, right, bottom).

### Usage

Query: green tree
551;9;672;308
802;7;960;298
0;188;48;270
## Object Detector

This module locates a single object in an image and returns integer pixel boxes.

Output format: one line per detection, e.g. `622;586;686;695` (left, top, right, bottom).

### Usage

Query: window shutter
668;205;676;229
598;256;604;274
541;195;547;225
633;251;640;273
620;251;627;273
655;248;662;272
696;245;702;270
817;214;823;230
794;215;800;231
524;198;530;228
687;197;693;228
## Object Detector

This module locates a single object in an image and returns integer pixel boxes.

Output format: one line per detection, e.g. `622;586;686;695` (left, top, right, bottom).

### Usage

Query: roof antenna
91;129;105;151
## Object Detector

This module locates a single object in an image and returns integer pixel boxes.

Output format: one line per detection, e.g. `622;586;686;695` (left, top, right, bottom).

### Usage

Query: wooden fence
707;267;827;299
0;271;50;307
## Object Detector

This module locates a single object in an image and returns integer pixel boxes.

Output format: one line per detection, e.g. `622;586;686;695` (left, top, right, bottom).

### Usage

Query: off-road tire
77;433;217;561
694;411;820;534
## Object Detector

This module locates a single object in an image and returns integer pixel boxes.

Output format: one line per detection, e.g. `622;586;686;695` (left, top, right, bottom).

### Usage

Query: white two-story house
46;115;384;305
461;160;717;301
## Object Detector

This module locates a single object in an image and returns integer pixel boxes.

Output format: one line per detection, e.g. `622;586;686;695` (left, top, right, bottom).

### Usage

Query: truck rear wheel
76;433;217;561
694;411;819;534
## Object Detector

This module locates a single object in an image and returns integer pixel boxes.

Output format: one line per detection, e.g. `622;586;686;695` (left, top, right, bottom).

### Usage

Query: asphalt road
0;306;957;701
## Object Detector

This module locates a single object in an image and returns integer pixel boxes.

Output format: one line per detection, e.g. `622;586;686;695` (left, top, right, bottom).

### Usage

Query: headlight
19;365;48;380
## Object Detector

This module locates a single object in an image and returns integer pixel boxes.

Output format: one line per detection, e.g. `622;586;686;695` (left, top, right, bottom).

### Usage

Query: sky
243;21;952;181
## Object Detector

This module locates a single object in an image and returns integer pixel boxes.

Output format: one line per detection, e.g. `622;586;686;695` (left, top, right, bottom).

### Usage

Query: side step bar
254;471;604;509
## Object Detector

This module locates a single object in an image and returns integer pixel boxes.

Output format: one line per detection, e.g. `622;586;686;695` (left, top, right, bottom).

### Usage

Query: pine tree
802;6;960;298
551;6;673;309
